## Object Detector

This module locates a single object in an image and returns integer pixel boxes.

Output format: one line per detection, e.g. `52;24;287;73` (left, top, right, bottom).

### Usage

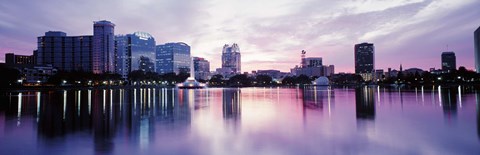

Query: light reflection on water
0;87;479;155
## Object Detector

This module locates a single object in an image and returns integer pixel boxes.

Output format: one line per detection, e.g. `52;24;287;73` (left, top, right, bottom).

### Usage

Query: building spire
400;64;403;71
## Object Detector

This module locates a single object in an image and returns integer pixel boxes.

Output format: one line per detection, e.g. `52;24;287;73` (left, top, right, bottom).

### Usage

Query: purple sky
0;0;479;73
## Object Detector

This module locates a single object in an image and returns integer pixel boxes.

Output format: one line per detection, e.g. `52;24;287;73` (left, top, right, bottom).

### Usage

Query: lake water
0;87;479;155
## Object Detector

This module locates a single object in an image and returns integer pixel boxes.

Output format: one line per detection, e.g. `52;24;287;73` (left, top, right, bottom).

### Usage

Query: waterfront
0;87;479;155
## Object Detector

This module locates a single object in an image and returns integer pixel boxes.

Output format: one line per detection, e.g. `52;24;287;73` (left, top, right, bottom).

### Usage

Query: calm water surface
0;87;479;155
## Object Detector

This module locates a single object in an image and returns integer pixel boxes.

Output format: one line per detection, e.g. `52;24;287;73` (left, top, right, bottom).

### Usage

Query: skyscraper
115;32;156;78
36;31;93;72
156;42;191;74
354;43;375;81
93;20;115;74
475;26;480;73
221;43;241;74
193;57;210;80
441;51;456;71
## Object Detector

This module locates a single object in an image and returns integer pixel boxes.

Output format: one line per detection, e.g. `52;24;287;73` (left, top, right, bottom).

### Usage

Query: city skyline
0;0;479;73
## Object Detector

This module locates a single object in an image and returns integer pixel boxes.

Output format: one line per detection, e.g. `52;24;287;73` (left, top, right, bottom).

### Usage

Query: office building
36;31;93;72
475;26;480;73
5;53;35;65
290;53;334;77
304;57;322;67
221;43;241;74
323;65;335;77
115;32;156;78
354;43;375;81
193;57;210;80
441;51;456;72
93;20;115;74
156;42;191;74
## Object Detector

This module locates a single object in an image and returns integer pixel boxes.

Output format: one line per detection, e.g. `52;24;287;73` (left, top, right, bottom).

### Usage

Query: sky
0;0;479;73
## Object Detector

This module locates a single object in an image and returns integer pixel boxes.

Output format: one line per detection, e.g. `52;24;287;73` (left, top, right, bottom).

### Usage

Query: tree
209;74;224;86
0;66;21;86
282;76;296;85
128;70;145;82
296;75;311;85
255;75;273;86
228;74;252;87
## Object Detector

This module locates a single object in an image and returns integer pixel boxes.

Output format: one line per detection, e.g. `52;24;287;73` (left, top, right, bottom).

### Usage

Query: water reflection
477;91;480;140
302;87;328;110
222;89;241;120
440;87;458;120
11;88;196;154
0;87;479;154
355;87;375;120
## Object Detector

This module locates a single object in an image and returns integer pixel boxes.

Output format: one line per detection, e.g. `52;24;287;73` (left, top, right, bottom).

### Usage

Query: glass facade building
354;43;375;81
36;31;93;72
115;32;156;78
93;20;115;74
221;43;241;74
156;42;191;74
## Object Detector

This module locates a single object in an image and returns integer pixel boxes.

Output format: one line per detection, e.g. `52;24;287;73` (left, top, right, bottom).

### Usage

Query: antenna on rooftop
301;50;306;68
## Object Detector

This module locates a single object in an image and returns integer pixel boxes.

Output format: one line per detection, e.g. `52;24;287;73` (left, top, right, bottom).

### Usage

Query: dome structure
133;31;154;40
312;76;329;86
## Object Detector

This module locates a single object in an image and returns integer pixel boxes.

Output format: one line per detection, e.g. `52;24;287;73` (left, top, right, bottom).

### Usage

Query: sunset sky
0;0;479;73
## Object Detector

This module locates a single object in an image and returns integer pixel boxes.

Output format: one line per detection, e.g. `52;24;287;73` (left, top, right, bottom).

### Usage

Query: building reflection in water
355;87;375;120
440;86;458;120
302;86;327;110
222;88;241;126
476;90;480;140
92;89;116;153
355;86;375;131
300;86;333;127
5;87;195;154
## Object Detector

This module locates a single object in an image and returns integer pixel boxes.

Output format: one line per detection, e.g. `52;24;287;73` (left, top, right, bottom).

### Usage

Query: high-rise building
475;26;480;73
304;57;322;67
156;42;191;74
193;57;210;80
5;53;35;65
441;51;456;71
354;43;375;81
36;31;93;72
115;32;156;78
93;20;115;74
221;43;241;74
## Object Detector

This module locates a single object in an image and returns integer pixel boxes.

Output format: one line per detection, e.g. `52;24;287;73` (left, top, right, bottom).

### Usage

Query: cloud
0;0;478;73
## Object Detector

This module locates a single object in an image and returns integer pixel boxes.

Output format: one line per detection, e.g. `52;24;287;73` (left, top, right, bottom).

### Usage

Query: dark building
475;26;480;73
441;51;456;71
5;53;35;65
354;43;375;81
36;20;114;73
36;31;93;72
193;57;210;80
